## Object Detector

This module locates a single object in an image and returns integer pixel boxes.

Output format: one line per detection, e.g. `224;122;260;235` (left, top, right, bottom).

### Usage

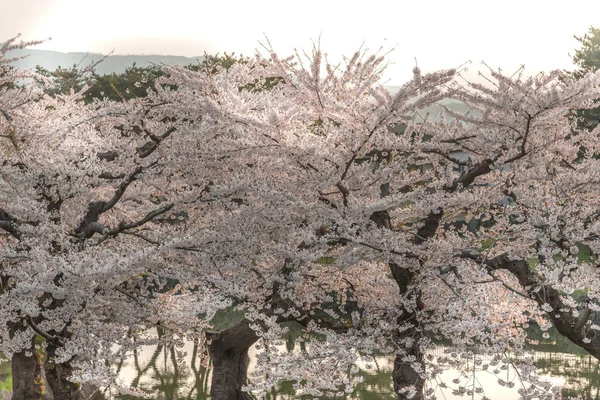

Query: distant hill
4;46;205;75
418;98;474;120
4;47;473;118
378;87;472;119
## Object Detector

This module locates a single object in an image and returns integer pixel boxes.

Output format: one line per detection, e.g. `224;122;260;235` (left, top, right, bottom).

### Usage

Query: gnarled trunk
371;205;430;400
207;321;258;400
11;338;53;400
44;344;100;400
390;262;425;400
44;361;80;400
44;364;102;400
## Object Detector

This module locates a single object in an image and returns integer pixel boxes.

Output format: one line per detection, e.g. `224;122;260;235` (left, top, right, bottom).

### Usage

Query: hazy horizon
2;0;600;84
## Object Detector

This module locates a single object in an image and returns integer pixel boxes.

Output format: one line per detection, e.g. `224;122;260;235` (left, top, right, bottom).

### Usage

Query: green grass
0;360;11;393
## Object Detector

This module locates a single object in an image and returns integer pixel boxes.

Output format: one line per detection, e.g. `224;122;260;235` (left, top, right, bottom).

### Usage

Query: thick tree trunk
11;338;53;400
371;205;431;400
44;361;80;400
390;262;425;400
44;344;100;400
207;321;258;400
43;363;102;400
393;353;425;400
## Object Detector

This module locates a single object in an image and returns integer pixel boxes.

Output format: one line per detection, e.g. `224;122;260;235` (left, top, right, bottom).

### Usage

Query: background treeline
34;52;246;102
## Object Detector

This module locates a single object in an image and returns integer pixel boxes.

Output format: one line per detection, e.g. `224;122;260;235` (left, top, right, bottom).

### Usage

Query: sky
2;0;600;85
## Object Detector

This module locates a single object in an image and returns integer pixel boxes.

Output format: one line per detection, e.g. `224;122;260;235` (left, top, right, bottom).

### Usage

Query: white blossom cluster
2;35;600;399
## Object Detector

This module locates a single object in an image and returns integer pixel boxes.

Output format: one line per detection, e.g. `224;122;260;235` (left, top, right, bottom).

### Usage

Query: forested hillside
3;45;204;74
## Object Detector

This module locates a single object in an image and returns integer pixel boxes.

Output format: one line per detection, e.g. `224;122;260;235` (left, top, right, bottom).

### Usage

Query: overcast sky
2;0;599;84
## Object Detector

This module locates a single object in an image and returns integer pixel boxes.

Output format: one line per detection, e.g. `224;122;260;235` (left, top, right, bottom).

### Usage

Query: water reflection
0;330;599;399
533;353;599;399
109;329;598;400
116;338;211;400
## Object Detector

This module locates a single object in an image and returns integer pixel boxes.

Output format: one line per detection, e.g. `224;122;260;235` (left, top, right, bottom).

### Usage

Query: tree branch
95;203;174;245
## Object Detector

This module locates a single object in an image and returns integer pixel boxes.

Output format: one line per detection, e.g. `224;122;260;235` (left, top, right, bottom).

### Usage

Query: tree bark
44;361;79;400
207;321;258;400
44;344;101;400
11;338;53;400
476;253;600;360
390;262;425;400
370;205;437;400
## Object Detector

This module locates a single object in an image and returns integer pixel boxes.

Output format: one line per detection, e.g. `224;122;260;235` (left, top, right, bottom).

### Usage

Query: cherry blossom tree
148;45;600;400
4;33;600;400
0;35;232;399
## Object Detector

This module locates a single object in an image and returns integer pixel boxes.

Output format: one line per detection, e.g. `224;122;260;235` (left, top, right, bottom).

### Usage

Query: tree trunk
390;262;425;400
44;344;100;400
207;321;258;400
371;205;431;400
44;361;79;400
11;338;53;400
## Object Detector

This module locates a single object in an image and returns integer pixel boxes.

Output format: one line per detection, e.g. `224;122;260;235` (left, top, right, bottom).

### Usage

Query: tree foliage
570;26;600;131
35;64;91;97
3;35;600;400
35;52;250;103
86;63;164;102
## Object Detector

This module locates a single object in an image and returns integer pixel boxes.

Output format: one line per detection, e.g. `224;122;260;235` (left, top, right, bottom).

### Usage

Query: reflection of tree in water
533;353;599;399
115;329;211;400
0;336;597;400
263;364;395;400
110;324;397;400
187;338;211;400
97;324;598;399
263;326;396;400
527;326;600;400
0;324;597;399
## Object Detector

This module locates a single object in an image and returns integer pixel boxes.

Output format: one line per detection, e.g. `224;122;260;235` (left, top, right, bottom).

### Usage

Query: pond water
109;335;598;400
1;326;599;399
